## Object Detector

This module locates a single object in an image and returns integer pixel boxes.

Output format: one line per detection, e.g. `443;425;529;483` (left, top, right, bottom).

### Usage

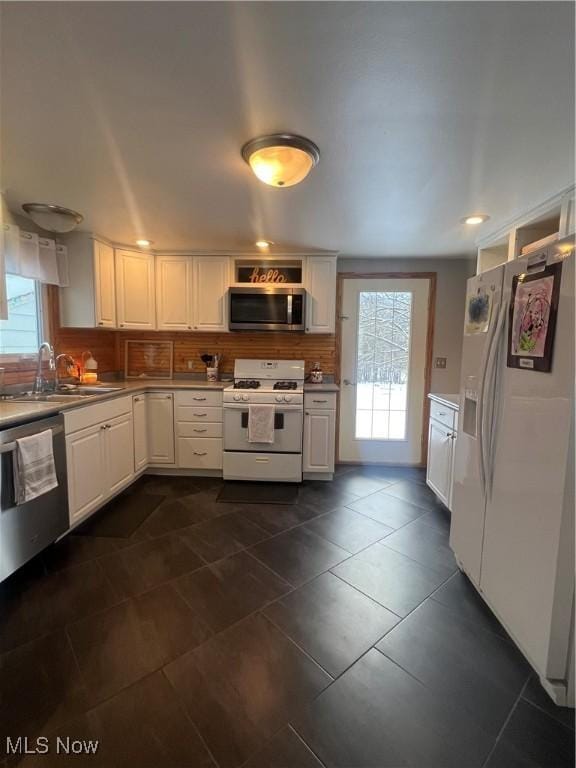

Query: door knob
343;379;356;386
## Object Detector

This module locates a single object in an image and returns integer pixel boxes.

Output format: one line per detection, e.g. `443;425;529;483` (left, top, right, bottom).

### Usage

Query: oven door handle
286;294;293;325
223;404;303;411
0;424;64;454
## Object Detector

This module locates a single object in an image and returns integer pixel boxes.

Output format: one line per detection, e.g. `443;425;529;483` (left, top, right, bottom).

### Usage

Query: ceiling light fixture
241;134;320;188
255;240;274;248
462;214;490;225
136;239;153;248
22;203;84;233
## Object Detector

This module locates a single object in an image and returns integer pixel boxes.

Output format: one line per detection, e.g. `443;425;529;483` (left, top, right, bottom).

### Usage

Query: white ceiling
1;2;574;257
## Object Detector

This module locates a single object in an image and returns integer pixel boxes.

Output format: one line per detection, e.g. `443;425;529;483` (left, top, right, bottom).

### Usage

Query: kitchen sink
7;386;124;403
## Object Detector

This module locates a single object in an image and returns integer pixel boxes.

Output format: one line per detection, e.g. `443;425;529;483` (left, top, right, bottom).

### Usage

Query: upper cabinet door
305;256;337;333
94;240;116;328
115;249;156;330
156;255;193;331
192;256;230;331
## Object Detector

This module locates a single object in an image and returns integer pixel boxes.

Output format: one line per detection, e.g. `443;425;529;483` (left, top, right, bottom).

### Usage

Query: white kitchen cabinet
426;420;455;508
133;394;148;472
65;397;135;525
147;392;175;464
192;256;229;331
156;255;193;331
59;233;117;328
66;423;107;525
116;248;156;330
94;240;117;327
303;407;336;475
106;413;136;495
426;396;458;510
305;256;337;333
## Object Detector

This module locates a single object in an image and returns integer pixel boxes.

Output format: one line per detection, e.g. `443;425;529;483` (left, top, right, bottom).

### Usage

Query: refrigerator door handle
477;297;500;497
484;301;508;500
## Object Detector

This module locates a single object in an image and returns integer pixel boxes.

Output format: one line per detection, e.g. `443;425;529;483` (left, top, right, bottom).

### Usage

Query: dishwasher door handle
0;424;64;454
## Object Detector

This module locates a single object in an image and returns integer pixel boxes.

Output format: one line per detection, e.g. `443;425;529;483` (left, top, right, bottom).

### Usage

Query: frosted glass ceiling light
241;134;320;188
22;203;84;233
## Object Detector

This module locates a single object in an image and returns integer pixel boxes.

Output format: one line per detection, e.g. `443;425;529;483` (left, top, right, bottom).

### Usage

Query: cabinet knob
313;399;328;403
120;323;124;328
98;322;104;326
192;397;206;401
193;451;207;456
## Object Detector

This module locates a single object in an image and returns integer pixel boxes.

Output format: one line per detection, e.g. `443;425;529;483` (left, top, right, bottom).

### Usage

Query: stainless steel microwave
229;287;306;331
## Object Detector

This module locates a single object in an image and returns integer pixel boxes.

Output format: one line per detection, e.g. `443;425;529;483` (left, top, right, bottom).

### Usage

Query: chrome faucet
55;354;76;391
33;342;55;393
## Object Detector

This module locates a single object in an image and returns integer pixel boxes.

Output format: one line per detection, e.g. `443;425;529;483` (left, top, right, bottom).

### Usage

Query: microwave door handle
286;294;293;325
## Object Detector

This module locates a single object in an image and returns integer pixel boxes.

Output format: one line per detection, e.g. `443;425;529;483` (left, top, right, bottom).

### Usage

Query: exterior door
339;277;431;464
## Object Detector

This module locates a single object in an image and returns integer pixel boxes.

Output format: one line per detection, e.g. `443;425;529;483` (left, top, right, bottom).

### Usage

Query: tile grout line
479;677;530;768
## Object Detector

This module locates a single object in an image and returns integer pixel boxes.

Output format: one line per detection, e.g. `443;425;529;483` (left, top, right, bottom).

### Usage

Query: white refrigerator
451;237;575;706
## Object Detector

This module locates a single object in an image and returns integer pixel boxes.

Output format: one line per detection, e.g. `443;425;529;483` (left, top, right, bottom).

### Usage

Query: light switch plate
434;357;447;369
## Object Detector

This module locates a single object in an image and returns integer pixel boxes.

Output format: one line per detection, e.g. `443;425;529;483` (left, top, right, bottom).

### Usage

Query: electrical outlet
187;360;194;370
434;357;447;369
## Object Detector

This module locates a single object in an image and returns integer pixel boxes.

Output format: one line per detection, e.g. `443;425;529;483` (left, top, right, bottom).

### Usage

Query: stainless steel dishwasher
0;414;68;582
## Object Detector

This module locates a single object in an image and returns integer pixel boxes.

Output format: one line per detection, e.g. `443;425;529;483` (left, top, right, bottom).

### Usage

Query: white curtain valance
1;223;69;286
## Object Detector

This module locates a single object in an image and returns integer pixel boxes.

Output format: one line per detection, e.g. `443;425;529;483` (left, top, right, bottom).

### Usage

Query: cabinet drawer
178;437;222;469
64;396;133;434
177;422;222;438
176;390;222;408
304;392;337;410
176;405;222;423
429;400;456;430
223;452;301;482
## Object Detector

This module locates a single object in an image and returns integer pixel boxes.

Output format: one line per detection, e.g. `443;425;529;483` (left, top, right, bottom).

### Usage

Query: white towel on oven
14;429;58;504
248;404;275;444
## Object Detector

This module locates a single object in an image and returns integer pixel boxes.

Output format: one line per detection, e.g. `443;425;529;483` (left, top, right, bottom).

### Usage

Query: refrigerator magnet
465;287;492;335
507;261;562;372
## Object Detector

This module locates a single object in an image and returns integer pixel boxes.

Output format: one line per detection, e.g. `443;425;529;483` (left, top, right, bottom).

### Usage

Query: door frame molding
335;271;437;466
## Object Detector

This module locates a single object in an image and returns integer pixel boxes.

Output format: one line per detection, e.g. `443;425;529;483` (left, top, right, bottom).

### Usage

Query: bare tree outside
355;291;412;439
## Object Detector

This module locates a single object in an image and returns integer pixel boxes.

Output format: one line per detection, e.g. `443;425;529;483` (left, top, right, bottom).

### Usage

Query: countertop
428;392;460;410
0;378;340;429
304;382;340;392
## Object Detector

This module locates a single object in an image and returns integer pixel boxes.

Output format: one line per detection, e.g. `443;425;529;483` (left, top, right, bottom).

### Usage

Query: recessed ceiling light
136;239;153;247
462;214;490;225
255;240;274;248
242;134;320;188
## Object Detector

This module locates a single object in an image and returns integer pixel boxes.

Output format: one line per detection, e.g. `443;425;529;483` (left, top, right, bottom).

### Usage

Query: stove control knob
242;393;249;401
275;395;284;403
233;393;242;402
284;394;292;402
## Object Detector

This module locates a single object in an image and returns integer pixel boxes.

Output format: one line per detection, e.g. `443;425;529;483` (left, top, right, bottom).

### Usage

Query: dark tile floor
1;467;573;768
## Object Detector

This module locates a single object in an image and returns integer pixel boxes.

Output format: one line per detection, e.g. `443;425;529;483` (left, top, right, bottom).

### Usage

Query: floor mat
217;482;299;505
75;489;165;538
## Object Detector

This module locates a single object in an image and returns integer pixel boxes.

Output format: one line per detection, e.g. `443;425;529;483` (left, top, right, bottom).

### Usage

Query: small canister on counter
310;361;323;384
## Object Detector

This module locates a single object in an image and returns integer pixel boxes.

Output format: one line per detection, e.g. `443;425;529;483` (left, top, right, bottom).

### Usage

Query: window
0;275;43;355
355;290;412;440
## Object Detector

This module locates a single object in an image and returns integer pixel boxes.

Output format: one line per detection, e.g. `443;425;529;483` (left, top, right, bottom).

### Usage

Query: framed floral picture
507;261;562;372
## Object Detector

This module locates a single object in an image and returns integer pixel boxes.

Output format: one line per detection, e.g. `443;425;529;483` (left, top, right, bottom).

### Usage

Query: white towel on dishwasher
14;429;58;504
248;404;275;443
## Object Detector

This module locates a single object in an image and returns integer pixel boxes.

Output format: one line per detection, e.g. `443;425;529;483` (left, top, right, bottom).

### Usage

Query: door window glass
355;291;412;440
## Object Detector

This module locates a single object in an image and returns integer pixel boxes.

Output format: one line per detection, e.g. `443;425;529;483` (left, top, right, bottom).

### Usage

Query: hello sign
237;264;302;284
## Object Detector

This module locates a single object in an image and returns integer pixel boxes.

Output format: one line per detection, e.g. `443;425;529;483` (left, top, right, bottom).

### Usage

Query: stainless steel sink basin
7;386;124;403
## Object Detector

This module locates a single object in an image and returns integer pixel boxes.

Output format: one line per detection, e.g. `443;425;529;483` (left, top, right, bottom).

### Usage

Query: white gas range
223;359;305;482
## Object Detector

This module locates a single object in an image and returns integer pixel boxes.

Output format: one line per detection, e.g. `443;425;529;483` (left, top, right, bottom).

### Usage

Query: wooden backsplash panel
118;331;336;375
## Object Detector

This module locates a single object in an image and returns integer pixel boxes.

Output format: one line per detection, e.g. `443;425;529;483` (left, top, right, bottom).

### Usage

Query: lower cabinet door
303;409;336;473
148;393;175;464
105;413;135;496
178;437;222;469
66;425;106;525
133;394;148;471
426;418;453;507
